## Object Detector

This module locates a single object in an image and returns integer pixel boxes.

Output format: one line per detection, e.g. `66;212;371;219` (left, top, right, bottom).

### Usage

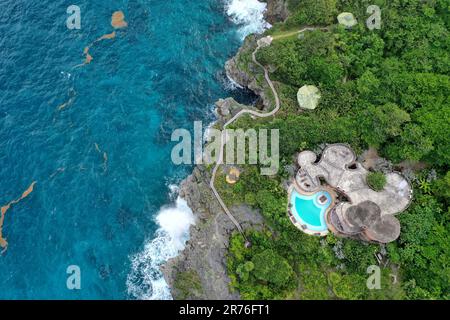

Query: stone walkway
209;27;320;237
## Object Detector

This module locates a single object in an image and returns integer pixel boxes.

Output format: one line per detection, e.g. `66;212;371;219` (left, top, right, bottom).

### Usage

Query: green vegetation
388;191;450;299
173;270;204;300
252;249;294;287
224;0;449;300
367;172;387;191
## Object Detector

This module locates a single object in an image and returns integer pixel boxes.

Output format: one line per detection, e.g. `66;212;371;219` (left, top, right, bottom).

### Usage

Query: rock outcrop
215;97;257;126
162;0;289;299
161;166;264;299
264;0;289;24
161;98;263;299
225;36;273;110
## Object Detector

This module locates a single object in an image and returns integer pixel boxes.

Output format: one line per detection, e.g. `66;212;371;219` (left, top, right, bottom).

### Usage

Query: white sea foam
127;1;270;300
225;0;271;39
224;74;243;90
126;195;195;300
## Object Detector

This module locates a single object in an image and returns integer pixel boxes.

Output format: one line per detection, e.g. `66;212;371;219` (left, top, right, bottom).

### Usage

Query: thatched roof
344;201;401;243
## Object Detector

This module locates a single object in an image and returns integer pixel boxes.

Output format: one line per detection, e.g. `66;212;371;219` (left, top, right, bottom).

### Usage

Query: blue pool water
290;190;332;232
0;0;266;299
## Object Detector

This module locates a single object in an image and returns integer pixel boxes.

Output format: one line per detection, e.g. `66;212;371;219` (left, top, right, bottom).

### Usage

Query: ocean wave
127;1;270;300
126;192;195;300
225;0;271;39
224;74;244;90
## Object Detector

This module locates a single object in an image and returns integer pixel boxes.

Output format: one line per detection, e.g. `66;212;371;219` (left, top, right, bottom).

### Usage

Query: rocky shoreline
265;0;289;24
160;164;265;299
161;1;288;300
160;98;263;299
225;35;274;110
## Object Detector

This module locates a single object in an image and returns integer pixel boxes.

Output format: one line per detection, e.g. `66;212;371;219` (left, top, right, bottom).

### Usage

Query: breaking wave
225;0;271;39
127;0;270;300
127;190;195;300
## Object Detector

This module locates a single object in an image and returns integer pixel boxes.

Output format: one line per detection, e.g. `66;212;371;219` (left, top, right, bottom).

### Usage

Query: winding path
209;27;319;238
271;26;321;40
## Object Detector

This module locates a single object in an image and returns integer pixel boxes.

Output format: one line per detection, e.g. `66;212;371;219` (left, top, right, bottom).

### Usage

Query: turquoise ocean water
0;0;267;299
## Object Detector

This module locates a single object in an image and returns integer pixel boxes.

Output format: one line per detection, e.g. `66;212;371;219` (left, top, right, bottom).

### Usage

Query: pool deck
287;183;336;236
289;144;412;243
287;144;413;243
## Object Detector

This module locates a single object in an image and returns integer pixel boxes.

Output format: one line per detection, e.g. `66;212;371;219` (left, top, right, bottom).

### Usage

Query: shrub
367;172;387;191
252;249;294;287
173;271;203;299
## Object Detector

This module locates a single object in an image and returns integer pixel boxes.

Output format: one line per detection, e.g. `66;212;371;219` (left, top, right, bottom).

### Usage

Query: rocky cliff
225;32;280;111
160;98;264;300
265;0;289;24
224;0;289;111
161;165;264;299
161;1;287;300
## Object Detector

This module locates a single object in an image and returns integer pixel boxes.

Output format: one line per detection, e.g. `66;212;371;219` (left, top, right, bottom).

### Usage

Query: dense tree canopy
224;0;449;300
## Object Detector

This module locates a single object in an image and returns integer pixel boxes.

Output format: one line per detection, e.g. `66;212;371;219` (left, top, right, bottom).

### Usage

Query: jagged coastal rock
225;36;257;87
264;0;289;24
160;166;264;299
215;97;257;125
161;98;262;299
225;36;273;110
297;85;321;110
162;0;287;299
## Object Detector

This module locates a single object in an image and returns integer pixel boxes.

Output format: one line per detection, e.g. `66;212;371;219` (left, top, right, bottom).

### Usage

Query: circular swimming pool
289;189;332;233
